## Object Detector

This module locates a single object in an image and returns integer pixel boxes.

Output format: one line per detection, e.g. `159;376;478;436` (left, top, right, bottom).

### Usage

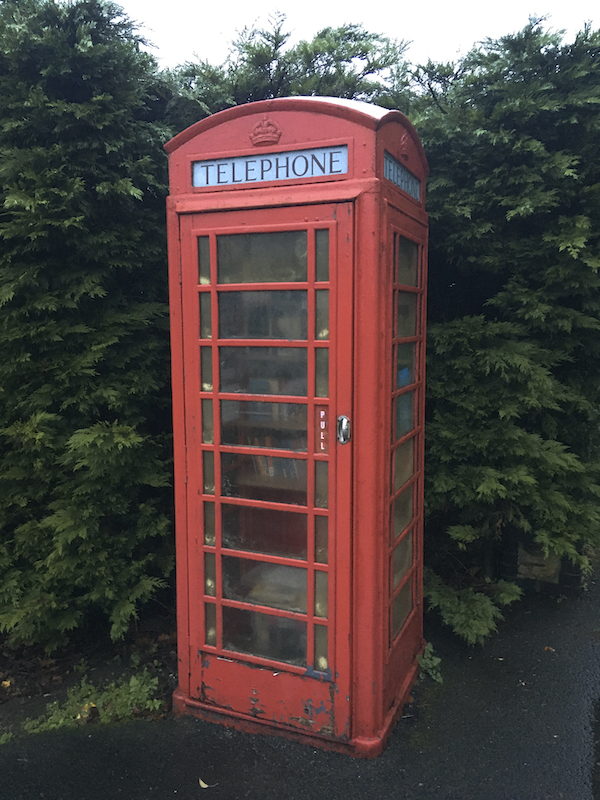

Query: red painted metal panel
167;207;192;699
350;185;387;739
197;656;340;738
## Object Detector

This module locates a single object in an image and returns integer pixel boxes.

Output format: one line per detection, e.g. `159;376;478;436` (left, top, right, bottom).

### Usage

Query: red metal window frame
387;226;426;649
179;208;352;687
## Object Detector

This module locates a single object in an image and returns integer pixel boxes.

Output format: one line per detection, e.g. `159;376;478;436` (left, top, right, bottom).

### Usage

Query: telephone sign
193;144;348;187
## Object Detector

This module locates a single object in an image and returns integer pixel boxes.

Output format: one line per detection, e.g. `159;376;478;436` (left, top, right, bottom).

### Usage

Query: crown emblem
400;132;410;162
250;116;282;146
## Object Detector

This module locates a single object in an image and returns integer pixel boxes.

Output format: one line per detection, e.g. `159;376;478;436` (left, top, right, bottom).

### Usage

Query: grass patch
22;668;164;735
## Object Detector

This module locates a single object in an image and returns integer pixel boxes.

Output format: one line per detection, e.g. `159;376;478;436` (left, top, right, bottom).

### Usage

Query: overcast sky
116;0;598;69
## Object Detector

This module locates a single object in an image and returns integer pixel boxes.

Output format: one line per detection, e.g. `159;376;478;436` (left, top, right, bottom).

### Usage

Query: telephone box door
178;202;353;739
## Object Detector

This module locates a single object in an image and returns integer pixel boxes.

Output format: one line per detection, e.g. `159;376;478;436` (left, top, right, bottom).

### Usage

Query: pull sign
337;415;352;445
315;406;329;454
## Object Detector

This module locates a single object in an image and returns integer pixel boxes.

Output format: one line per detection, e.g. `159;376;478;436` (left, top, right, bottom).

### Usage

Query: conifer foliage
414;22;600;640
3;6;600;650
169;15;411;116
0;0;173;649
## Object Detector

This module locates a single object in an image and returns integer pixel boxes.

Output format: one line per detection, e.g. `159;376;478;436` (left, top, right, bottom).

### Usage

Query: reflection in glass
219;291;307;340
315;516;328;563
205;603;217;646
217;231;307;284
223;606;306;666
315;290;329;339
204;552;216;596
200;293;212;339
394;438;414;491
392;578;413;638
315;571;328;618
315;349;329;397
198;236;210;285
396;343;415;388
222;505;307;559
221;401;307;451
221;452;307;505
202;399;214;444
222;557;307;613
396;236;418;286
314;624;328;671
203;451;215;494
315;230;329;282
393;532;413;589
220;347;307;396
204;502;216;546
315;461;328;509
393;488;413;541
396;292;417;338
201;347;213;391
394;391;414;440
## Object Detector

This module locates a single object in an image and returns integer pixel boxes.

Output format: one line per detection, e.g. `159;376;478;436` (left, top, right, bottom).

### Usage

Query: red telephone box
165;97;429;757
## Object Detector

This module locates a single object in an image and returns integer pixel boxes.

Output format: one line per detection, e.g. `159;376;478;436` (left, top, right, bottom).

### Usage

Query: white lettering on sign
315;406;329;454
192;146;348;188
384;151;421;202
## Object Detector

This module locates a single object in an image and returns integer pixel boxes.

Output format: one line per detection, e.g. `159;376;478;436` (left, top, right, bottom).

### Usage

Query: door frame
176;202;354;740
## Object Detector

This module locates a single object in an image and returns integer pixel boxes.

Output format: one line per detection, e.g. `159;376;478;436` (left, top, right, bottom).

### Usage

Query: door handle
337;415;351;445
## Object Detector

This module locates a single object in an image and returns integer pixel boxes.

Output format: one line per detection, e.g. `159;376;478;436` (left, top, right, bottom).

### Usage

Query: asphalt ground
1;574;599;800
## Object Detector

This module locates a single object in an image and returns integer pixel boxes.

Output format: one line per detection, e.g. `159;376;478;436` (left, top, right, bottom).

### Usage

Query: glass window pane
204;552;216;596
393;488;413;541
394;437;414;491
222;557;307;613
315;516;328;564
396;236;418;286
315;230;329;282
198;236;211;285
202;399;214;444
217;231;307;284
200;293;212;339
221;453;307;505
314;624;328;671
222;504;307;559
397;292;417;338
394;391;415;440
219;291;307;340
201;347;213;391
315;461;328;509
204;502;216;546
220;347;307;396
315;349;329;398
221;401;307;451
223;606;306;666
203;450;215;494
205;603;217;646
393;532;413;588
396;343;415;388
392;578;413;638
315;290;329;340
315;571;328;618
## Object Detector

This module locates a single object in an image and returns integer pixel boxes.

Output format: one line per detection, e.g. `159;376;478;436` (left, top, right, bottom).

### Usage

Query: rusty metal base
172;661;419;759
